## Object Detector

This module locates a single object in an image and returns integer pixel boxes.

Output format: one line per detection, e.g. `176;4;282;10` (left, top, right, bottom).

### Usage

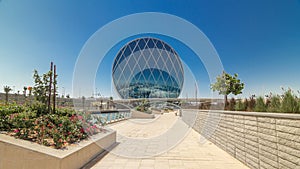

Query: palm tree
4;86;12;104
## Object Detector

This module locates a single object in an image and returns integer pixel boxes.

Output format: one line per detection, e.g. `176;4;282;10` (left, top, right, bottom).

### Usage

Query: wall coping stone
191;109;300;120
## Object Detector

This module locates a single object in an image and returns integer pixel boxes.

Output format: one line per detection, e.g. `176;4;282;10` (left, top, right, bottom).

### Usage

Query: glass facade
112;37;184;99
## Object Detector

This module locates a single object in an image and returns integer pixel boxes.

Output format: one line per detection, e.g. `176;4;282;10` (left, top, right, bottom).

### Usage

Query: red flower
47;123;53;128
58;124;63;127
70;115;76;121
13;129;19;133
77;115;83;120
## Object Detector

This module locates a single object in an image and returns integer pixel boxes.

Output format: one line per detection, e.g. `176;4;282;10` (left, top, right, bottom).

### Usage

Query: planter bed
0;129;116;169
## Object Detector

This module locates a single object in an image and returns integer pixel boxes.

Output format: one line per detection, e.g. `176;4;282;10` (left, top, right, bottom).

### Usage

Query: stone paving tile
91;111;249;169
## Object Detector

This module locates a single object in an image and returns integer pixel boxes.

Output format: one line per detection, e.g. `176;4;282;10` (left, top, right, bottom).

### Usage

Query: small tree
32;62;58;114
3;86;12;104
33;69;49;104
211;71;244;108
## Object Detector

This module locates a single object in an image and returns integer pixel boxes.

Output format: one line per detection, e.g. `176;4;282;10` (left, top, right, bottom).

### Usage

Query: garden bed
0;129;116;169
0;103;108;149
0;102;118;168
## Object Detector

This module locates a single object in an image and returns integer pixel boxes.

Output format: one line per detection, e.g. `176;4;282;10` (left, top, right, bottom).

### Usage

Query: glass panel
122;66;131;80
113;51;122;71
160;50;169;64
138;39;146;49
144;38;150;50
147;39;155;48
150;49;160;62
156;40;163;49
113;66;122;81
164;43;171;52
147;52;156;68
156;55;165;70
124;47;131;57
128;41;136;51
126;54;136;69
133;39;141;53
142;49;151;62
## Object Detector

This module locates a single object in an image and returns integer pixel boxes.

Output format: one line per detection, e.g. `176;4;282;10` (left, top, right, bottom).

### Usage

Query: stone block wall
193;110;300;169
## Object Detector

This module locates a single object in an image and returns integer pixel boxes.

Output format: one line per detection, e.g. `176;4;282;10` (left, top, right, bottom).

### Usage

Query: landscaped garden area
0;62;106;149
0;103;106;149
2;66;300;151
211;71;300;113
225;88;300;113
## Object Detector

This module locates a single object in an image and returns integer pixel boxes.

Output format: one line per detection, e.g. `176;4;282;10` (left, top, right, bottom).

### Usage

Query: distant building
112;37;184;99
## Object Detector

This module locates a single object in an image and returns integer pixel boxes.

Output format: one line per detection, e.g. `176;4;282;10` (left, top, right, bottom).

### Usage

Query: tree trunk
53;65;56;113
48;62;53;114
224;95;228;110
5;93;8;104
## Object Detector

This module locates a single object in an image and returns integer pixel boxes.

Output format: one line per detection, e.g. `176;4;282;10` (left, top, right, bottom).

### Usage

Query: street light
62;87;65;97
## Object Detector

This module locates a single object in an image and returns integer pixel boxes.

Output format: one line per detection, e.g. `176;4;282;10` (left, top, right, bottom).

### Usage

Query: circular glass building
112;37;184;99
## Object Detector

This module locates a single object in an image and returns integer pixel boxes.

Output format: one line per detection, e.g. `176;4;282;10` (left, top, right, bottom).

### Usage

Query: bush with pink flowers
0;102;106;149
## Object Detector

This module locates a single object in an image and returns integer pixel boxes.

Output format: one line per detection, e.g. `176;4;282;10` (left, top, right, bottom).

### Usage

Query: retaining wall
0;130;116;169
193;110;300;169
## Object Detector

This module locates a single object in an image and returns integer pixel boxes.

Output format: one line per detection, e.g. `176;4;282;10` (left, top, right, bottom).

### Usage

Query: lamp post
62;87;65;97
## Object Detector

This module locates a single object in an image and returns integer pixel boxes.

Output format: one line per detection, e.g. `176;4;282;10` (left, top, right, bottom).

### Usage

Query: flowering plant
0;102;106;149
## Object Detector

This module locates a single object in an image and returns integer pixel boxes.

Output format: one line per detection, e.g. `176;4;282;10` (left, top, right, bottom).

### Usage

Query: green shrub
28;101;48;116
0;103;25;130
0;103;24;116
235;99;246;111
54;107;75;117
254;97;267;112
281;90;299;113
1;102;106;149
227;98;236;111
11;111;36;128
243;99;249;111
247;96;256;111
267;95;281;112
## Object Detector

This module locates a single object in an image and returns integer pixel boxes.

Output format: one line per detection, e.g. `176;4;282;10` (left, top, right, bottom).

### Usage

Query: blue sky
0;0;300;99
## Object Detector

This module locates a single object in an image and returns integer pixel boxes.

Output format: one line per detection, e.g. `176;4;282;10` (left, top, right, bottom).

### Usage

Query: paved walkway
91;111;249;169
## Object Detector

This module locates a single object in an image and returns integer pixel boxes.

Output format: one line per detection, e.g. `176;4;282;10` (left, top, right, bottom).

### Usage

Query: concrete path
91;111;249;169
